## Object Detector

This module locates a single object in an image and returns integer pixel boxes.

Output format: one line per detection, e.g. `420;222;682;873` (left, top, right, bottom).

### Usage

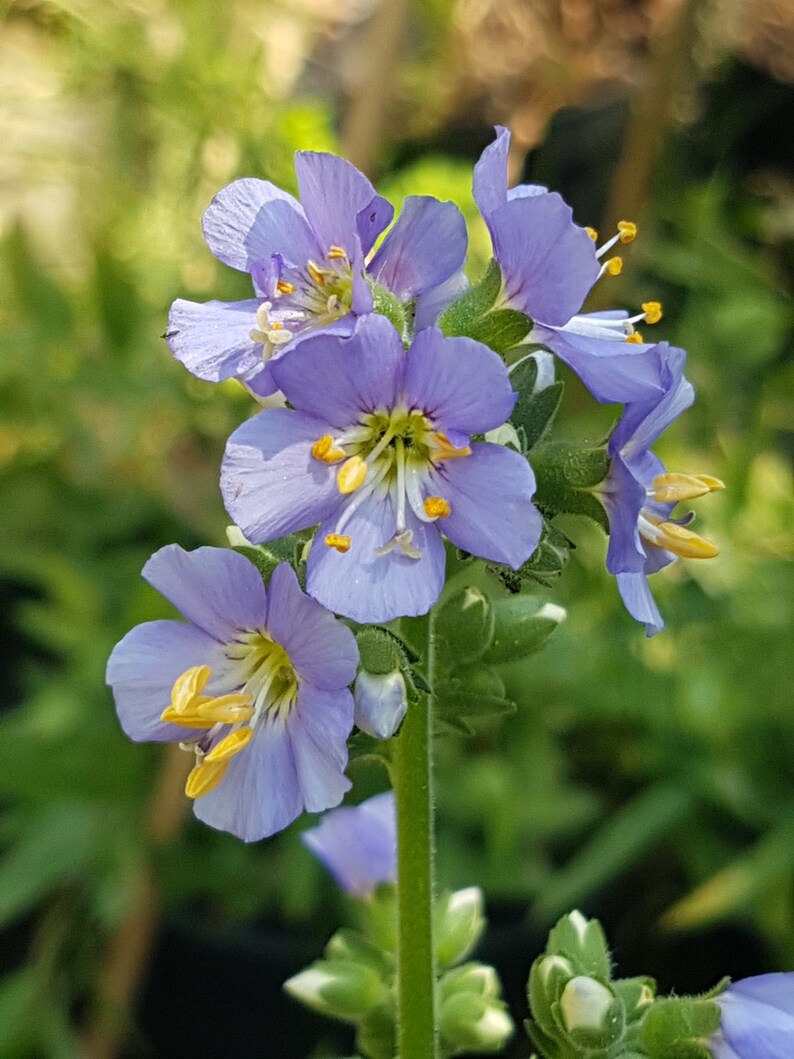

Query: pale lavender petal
368;196;467;300
507;183;548;200
430;443;541;568
356;195;394;256
265;563;359;689
289;684;354;813
403;328;517;434
615;572;664;636
719;988;794;1059
414;268;470;331
193;715;302;842
269;313;405;426
489;194;599;325
603;456;647;576
302;791;397;896
221;408;341;543
166;298;264;383
106;620;227;742
710;1035;742;1059
202;178;310;272
728;976;794;1017
349;241;374;316
142;545;268;642
472;125;511;219
354;670;407;739
295;152;382;256
307;492;446;623
620;346;694;457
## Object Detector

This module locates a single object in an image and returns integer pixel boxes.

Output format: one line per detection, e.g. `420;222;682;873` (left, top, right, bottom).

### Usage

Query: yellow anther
626;331;644;344
327;245;347;260
170;666;211;712
311;435;346;464
617;220;637;243
337;455;367;494
204;726;255;764
424;496;451;519
585;226;598;241
271;320;284;330
276;279;296;295
647;518;719;559
307;260;326;286
431;432;472;462
651;473;725;504
642;301;663;324
325;534;351;553
185;759;229;799
160;705;216;728
195;693;255;725
605;256;623;276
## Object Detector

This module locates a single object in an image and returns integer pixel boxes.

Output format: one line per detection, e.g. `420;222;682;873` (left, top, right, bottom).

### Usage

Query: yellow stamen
647;517;719;559
605;256;623;276
625;331;644;344
585;226;598;241
651;473;725;504
271;320;284;330
307;260;326;286
185;759;229;799
327;245;347;260
337;455;367;494
617;220;637;243
325;533;351;553
424;496;451;519
204;726;255;764
642;301;663;325
170;665;211;712
160;706;216;728
276;279;295;295
431;432;472;462
311;434;346;464
195;694;255;725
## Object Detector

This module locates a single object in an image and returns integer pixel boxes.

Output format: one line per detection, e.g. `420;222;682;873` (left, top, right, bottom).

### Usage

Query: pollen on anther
185;759;229;799
337;455;367;494
311;435;346;464
626;331;644;344
327;245;347;260
605;256;623;276
307;261;326;286
424;496;451;519
585;226;598;241
276;280;296;295
617;220;637;243
325;533;351;553
642;301;663;324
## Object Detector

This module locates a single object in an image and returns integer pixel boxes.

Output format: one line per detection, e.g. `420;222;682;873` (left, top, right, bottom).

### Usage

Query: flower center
162;632;299;800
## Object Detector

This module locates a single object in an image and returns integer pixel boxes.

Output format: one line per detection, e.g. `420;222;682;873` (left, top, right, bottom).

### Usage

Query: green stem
392;612;438;1059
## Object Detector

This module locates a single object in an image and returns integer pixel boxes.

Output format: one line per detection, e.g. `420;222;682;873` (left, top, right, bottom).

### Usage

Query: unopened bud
440;961;500;1001
435;887;486;968
558;976;624;1048
354;669;407;739
284;959;387;1021
440;992;514;1053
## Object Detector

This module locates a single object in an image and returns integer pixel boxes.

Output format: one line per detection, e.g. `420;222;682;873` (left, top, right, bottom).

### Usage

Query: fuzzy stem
392;611;439;1059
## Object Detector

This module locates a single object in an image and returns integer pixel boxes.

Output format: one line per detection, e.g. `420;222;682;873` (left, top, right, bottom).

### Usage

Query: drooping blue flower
711;974;794;1059
221;313;542;623
473;126;667;404
302;791;396;897
106;546;359;841
166;151;467;396
597;342;722;635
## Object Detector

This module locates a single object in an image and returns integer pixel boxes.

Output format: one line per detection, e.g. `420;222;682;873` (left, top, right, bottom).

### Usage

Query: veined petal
302;791;397;897
602;456;648;576
265;563;359;690
403;328;517;434
142;545;268;642
289;684;354;813
414;268;470;331
489;194;600;325
202;178;311;271
617;344;694;457
356;195;395;257
106;619;227;742
614;572;664;637
270;313;405;425
430;443;541;568
222;408;341;543
166;298;264;383
719;990;794;1059
368;196;467;300
728;975;794;1017
193;714;302;841
472;125;511;219
307;493;446;623
295;151;384;256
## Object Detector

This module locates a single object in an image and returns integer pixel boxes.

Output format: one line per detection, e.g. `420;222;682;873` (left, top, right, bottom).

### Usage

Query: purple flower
221;313;542;623
597;343;722;635
302;792;396;897
711;974;794;1059
166;151;467;396
105;546;359;841
473;126;667;404
354;669;408;739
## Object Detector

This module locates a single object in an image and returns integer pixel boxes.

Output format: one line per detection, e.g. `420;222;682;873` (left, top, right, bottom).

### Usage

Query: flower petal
222;408;342;543
289;683;354;813
720;989;794;1059
302;791;397;896
472;125;510;220
142;545;269;642
294;151;383;257
193;715;302;841
368;196;467;300
166;298;265;383
265;563;359;690
307;492;446;623
728;975;794;1018
403;328;517;434
414;268;470;331
614;571;664;637
356;195;395;256
106;619;227;742
602;456;648;576
202;178;312;272
430;443;542;568
269;313;405;426
615;344;694;457
488;194;599;325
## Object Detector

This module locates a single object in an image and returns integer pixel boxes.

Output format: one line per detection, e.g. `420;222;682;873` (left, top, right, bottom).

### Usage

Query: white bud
559;976;614;1032
354;670;407;739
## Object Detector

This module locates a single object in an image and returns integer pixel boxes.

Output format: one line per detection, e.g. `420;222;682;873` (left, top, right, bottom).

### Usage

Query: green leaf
480;594;565;664
435;586;495;668
467;308;533;354
434;667;517;734
511;380;564;452
438;259;503;337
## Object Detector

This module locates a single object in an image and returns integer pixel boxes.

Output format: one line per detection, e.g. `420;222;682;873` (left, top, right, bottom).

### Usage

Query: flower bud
558;976;624;1049
284;958;387;1022
440;991;514;1054
435;887;486;968
439;961;500;1002
354;669;408;739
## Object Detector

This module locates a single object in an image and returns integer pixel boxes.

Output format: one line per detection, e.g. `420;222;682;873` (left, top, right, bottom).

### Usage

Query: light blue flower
302;792;396;897
711;974;794;1059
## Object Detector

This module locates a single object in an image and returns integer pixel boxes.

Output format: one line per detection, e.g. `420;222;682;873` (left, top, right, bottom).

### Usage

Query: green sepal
438;258;503;336
232;534;302;584
355;1003;396;1059
355;627;405;675
489;521;573;591
467;308;533;354
510;369;564;452
369;278;408;343
529;442;610;531
434;666;517;735
480;594;565;664
524;1017;565;1059
546;913;612;981
613;976;656;1023
642;997;721;1059
435;586;495;667
553;992;625;1051
326;928;392;975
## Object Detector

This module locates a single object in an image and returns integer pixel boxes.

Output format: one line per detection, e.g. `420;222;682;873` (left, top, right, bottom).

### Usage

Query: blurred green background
0;0;792;1056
